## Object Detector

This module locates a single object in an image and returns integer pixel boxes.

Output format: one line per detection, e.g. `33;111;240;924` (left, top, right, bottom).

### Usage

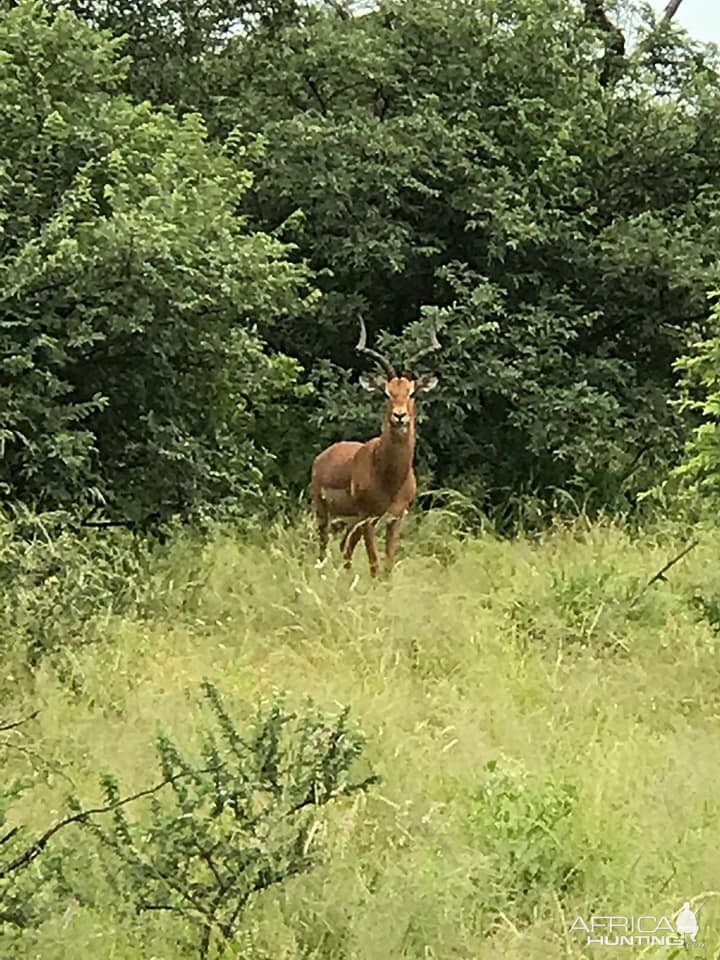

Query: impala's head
356;319;440;437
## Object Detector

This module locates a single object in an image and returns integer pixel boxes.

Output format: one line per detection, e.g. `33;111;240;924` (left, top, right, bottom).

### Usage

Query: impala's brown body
311;320;440;576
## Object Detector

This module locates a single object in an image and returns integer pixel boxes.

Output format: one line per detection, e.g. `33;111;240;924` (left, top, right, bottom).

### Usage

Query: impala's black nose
392;411;408;427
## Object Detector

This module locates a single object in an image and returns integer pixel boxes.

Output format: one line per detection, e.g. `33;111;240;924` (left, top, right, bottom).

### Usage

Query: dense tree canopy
0;1;312;521
43;0;300;110
209;0;720;517
3;0;720;524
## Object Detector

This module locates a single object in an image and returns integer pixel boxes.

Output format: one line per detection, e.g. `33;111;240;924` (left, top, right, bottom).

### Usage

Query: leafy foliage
46;0;303;111
671;294;720;506
0;0;312;521
0;714;60;934
0;505;155;663
202;0;720;518
14;0;720;523
468;760;582;928
0;682;377;957
80;682;378;957
0;776;34;929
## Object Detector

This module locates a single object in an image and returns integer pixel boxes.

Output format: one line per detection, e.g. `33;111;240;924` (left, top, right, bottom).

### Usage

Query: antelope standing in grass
311;319;441;576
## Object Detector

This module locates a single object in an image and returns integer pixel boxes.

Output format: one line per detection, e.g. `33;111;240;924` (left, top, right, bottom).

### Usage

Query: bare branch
0;828;20;848
0;765;219;880
628;539;700;609
323;0;350;20
663;0;686;22
581;0;626;87
303;73;327;115
80;519;138;529
0;712;38;734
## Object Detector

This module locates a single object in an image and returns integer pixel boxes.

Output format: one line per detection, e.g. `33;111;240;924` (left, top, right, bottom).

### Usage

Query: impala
311;319;441;576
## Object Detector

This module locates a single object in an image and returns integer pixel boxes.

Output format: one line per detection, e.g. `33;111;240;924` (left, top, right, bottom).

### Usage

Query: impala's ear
359;373;387;393
414;374;438;394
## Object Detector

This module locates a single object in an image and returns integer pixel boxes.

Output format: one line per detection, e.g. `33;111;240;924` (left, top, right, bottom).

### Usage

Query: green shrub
80;682;378;958
0;507;153;664
1;683;377;959
467;761;583;929
671;294;720;510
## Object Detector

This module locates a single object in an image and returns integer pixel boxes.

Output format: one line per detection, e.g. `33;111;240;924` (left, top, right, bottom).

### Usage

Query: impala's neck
376;416;415;488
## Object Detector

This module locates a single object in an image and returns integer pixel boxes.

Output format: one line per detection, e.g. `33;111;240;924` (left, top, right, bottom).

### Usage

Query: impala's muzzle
391;410;409;431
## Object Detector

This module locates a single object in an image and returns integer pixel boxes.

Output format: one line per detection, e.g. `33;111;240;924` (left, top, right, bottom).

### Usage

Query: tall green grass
2;509;720;958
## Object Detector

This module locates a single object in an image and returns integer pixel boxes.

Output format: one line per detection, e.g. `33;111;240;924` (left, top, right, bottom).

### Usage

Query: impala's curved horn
356;318;396;379
404;327;442;377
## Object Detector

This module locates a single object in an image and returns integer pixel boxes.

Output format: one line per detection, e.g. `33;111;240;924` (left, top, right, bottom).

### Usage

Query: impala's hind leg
339;524;352;556
363;521;380;577
342;520;365;569
314;498;329;562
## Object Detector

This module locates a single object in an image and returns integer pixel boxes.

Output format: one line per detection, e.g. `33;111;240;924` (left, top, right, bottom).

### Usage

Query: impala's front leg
362;521;380;577
385;516;402;572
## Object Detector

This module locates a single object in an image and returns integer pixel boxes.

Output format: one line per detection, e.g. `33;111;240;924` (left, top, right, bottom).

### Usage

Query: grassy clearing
3;512;720;959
